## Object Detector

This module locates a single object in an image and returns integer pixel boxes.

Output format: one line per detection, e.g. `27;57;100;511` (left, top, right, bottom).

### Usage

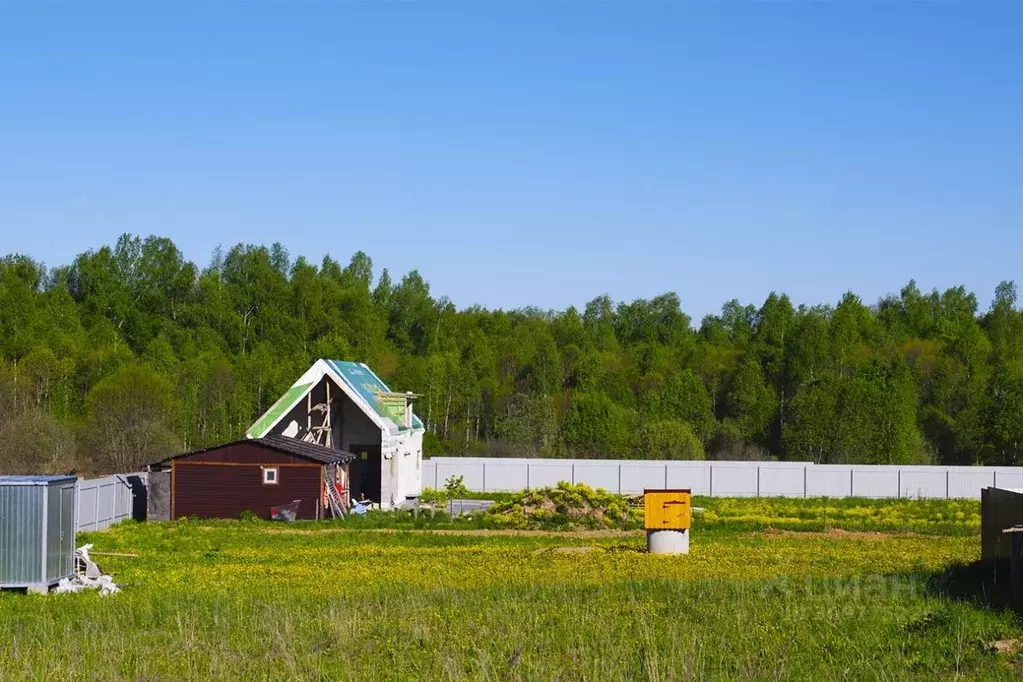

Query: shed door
59;484;75;576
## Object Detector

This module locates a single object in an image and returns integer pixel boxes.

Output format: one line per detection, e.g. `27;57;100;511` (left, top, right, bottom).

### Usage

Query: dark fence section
981;486;1023;599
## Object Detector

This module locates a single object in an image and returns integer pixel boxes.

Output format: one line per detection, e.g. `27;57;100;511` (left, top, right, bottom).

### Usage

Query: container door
60;484;76;577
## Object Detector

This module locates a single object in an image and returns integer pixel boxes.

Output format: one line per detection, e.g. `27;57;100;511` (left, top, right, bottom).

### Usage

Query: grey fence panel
436;460;484;491
424;460;437;489
949;469;995;499
75;474;144;533
899;468;948;499
708;464;759;497
850;468;899;498
422;457;1023;500
527;462;575;488
619;462;672;494
572;463;622;492
76;482;98;531
806;467;853;498
993;469;1023;491
480;461;529;492
666;463;712;496
759;466;809;497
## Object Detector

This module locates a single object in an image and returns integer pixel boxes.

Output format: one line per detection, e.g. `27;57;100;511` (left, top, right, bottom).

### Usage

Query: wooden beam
170;459;176;520
172;461;322;468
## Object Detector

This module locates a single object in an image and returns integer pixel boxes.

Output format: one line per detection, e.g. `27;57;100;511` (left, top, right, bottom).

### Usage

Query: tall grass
0;505;1014;681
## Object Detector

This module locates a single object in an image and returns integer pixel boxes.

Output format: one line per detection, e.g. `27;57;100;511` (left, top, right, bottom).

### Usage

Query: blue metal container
0;476;77;591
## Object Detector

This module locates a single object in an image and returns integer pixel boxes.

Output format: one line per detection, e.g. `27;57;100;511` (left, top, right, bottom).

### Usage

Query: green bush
444;475;469;498
485;481;636;530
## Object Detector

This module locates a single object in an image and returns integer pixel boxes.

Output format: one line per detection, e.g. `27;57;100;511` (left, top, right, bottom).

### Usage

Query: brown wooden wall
172;443;323;520
175;442;311;465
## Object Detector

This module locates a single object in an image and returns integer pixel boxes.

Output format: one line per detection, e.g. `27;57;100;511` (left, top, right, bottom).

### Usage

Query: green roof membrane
328;360;424;430
246;382;312;438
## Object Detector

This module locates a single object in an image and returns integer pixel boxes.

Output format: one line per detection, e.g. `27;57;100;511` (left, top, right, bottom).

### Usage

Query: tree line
2;234;1022;474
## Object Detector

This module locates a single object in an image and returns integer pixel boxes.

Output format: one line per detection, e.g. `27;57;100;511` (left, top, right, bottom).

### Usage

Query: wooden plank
170;459;176;520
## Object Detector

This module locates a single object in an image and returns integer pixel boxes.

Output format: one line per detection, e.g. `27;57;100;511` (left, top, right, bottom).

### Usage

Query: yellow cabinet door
644;490;691;529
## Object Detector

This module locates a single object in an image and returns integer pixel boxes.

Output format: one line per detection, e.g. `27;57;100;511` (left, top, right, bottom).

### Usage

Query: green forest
2;234;1022;475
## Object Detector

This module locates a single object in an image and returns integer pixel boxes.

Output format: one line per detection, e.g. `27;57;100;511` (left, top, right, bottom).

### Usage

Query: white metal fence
423;458;1023;500
76;473;146;532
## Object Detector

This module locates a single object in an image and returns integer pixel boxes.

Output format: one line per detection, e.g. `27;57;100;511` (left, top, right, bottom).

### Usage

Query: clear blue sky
1;3;1020;321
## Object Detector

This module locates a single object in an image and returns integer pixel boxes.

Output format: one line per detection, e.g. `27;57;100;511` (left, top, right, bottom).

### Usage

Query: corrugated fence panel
949;469;995;499
435;460;484;492
77;483;98;531
619;463;672;494
480;461;529;492
900;468;949;499
709;464;759;497
981;487;1023;563
993;470;1023;491
526;462;575;488
759;466;808;497
851;468;899;498
421;458;1023;500
424;460;437;489
806;467;852;498
666;463;712;496
572;463;622;492
75;474;141;533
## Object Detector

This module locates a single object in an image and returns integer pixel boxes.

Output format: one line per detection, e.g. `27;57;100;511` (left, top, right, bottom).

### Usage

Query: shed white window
262;467;279;485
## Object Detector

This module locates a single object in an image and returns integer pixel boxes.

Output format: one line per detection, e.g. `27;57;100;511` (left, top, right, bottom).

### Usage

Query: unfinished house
245;360;424;510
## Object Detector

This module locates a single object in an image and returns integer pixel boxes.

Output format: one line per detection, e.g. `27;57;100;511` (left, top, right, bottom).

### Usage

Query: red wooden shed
149;436;355;521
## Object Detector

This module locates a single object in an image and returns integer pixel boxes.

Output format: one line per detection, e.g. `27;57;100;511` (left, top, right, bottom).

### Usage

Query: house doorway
349;444;382;504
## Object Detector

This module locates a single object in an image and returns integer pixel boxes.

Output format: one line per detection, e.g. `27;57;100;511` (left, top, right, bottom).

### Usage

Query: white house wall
378;430;424;508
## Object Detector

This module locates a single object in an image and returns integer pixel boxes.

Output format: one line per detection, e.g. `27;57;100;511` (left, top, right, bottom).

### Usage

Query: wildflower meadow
0;496;1018;680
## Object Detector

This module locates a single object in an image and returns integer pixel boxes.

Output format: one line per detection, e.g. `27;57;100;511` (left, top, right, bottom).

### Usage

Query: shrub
485;481;636;530
444;475;469;498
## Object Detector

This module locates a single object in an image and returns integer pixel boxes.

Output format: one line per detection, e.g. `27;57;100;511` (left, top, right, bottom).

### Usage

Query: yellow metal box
644;489;692;530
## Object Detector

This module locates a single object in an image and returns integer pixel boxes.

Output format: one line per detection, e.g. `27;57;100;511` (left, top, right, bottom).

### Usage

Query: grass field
0;498;1019;681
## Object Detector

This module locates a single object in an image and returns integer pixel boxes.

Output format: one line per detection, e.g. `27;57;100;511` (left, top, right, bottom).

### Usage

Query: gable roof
246;359;423;439
326;360;425;430
151;436;356;468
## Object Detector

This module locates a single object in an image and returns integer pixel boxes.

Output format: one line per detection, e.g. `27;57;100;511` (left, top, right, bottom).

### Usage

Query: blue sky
1;3;1020;321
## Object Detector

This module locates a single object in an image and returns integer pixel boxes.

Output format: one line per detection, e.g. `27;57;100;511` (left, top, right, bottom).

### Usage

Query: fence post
803;466;808;498
756;466;761;497
897;470;901;499
664;464;669;489
709;464;714;497
617;464;621;494
994;470;998;490
571;463;575;484
850;469;854;498
946;469;950;498
94;483;100;532
527;463;531;491
482;461;486;492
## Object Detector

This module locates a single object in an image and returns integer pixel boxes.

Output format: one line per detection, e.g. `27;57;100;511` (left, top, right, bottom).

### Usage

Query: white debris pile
54;544;120;597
